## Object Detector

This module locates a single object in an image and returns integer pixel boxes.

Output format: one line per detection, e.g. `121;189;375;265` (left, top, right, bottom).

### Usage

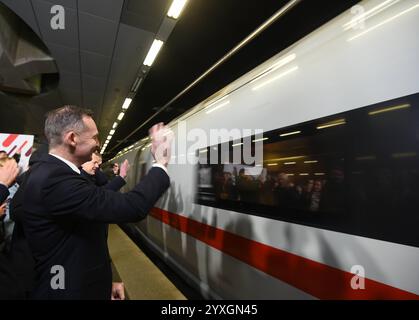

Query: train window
196;92;419;247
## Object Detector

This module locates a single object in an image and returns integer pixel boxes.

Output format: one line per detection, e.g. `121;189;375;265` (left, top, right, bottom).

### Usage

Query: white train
113;0;419;299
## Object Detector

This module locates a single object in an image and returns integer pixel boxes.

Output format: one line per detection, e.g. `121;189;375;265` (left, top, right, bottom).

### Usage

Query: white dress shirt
49;153;81;174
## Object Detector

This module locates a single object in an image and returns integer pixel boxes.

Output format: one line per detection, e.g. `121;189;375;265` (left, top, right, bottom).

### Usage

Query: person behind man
80;152;130;298
21;105;172;300
81;151;127;190
0;157;19;249
0;156;23;299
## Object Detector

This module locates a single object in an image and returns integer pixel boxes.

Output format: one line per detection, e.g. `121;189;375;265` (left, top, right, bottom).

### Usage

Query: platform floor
108;224;186;300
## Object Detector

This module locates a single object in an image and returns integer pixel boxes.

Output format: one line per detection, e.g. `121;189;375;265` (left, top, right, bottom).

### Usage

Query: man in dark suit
21;105;172;300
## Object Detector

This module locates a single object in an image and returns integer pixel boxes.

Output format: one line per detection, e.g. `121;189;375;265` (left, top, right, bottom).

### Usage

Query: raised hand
0;159;19;187
119;159;130;179
149;123;173;167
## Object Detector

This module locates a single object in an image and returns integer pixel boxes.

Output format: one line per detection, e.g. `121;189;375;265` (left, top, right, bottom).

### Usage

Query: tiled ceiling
0;0;174;144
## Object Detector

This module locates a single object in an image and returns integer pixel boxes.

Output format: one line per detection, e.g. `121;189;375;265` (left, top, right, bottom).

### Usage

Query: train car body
115;0;419;299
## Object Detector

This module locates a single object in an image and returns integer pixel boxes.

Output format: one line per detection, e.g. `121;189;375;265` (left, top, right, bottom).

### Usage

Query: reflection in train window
196;92;419;247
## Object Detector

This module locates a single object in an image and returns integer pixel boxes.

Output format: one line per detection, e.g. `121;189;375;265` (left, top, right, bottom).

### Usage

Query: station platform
108;224;186;300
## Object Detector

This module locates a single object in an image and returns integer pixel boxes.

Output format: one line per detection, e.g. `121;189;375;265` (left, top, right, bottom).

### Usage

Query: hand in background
0;202;7;219
149;123;173;167
119;159;130;179
0;159;19;187
111;282;125;300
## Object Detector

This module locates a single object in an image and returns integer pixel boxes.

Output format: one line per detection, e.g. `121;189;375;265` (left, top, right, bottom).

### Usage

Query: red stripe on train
150;207;419;300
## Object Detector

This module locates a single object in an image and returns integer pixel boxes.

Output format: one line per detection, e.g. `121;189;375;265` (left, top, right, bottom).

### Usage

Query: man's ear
63;131;77;147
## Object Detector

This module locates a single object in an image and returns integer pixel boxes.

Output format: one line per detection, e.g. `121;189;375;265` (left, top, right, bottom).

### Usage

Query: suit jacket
21;154;169;299
1;183;25;299
80;169;126;191
9;166;127;299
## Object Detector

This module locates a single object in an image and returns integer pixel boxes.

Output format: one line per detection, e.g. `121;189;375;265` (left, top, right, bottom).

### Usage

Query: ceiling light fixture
167;0;188;19
143;39;164;67
117;112;125;121
122;98;132;110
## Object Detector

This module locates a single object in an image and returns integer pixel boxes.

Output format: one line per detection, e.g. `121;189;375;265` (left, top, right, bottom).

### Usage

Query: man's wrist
0;181;9;189
152;163;168;175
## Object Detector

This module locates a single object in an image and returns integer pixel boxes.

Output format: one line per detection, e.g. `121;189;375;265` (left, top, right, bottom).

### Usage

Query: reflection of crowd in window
212;166;345;214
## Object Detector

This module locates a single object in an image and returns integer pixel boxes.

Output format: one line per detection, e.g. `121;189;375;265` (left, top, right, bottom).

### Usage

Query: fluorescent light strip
314;173;325;176
143;39;164;66
284;162;296;165
299;173;309;176
252;137;268;143
112;122;118;129
304;160;318;164
280;130;301;137
205;100;230;114
252;66;298;91
348;3;419;41
267;163;278;166
368;103;410;115
167;0;188;19
122;98;132;110
107;135;112;140
316;119;346;130
117;112;125;121
110;130;115;135
199;149;208;153
343;0;400;30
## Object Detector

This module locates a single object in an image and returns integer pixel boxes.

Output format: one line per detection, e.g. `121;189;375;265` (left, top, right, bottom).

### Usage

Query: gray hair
45;105;93;147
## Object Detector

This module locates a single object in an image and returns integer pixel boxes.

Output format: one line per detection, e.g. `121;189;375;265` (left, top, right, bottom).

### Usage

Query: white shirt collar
49;153;81;174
